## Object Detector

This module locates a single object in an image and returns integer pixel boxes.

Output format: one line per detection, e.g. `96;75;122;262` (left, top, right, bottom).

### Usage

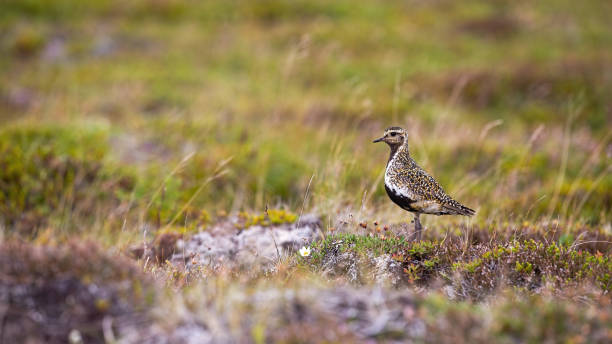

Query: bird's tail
458;204;476;216
443;200;476;216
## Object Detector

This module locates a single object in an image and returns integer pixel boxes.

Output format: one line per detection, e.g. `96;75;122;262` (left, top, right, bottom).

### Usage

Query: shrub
0;125;134;235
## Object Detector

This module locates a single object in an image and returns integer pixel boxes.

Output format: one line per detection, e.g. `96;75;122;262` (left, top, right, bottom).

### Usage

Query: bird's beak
372;136;384;143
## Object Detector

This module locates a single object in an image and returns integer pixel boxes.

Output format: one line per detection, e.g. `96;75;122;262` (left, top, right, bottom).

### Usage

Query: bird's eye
390;132;397;137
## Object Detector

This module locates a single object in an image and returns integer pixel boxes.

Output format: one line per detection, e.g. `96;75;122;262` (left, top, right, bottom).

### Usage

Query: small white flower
68;329;83;344
298;246;311;257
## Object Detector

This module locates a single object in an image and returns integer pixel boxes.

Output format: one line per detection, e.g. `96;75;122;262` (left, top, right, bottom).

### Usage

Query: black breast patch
385;184;417;212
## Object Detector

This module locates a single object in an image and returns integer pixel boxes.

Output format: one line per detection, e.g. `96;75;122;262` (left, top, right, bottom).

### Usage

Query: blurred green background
1;0;610;235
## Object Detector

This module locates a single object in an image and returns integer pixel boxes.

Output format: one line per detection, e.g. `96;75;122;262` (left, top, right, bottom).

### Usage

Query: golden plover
373;126;475;240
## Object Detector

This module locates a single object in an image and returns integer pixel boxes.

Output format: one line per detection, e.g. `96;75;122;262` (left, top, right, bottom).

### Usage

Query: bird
373;126;475;241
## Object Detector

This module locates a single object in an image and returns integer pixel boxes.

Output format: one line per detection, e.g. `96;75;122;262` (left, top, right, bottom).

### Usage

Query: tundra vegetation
0;0;610;343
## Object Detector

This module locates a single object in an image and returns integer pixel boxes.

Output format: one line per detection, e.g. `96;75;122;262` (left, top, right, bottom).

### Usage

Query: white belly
384;165;417;201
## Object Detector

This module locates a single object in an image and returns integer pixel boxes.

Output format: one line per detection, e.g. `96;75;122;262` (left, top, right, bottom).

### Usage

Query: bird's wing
396;166;448;202
397;165;475;216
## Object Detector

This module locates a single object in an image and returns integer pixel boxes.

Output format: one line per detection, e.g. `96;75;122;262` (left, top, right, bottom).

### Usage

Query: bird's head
372;126;407;146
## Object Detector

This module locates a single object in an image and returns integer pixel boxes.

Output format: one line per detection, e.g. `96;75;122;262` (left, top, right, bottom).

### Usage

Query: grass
0;0;611;342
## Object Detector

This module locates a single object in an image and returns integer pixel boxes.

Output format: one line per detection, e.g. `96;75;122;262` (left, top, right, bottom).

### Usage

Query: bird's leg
413;214;422;241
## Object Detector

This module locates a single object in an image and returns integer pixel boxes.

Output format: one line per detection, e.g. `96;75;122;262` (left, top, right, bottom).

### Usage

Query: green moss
236;208;298;229
0;125;134;235
456;258;483;273
515;261;533;273
267;208;297;224
157;225;199;236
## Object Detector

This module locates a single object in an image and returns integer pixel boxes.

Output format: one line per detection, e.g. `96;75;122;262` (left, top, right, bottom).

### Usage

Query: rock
145;284;424;343
319;238;362;283
372;254;404;286
321;246;405;286
167;323;214;344
172;214;322;269
322;250;361;283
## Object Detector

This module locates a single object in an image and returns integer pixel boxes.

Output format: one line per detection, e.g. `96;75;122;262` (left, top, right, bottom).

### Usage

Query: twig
265;205;281;261
296;173;315;229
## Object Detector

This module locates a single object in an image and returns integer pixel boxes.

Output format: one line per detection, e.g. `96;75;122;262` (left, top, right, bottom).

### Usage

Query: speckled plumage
373;126;475;240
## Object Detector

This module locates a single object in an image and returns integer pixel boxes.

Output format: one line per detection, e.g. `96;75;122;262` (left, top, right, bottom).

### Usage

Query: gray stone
172;214;322;269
